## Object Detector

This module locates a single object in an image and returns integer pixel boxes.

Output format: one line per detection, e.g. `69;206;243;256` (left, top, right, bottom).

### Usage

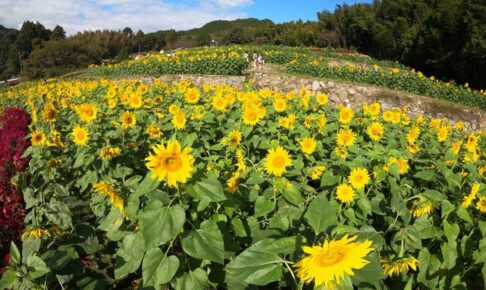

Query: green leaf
135;173;160;196
115;232;145;279
186;174;226;202
255;196;275;217
441;242;457;270
282;184;303;207
181;220;225;264
142;248;179;287
417;248;430;283
304;194;338;234
351;254;382;287
0;270;16;289
441;200;455;218
247;172;265;185
357;196;372;217
265;236;299;254
422;190;445;202
45;200;72;229
26;255;50;279
456;208;473;224
226;239;283;286
174;268;208;290
9;241;21;265
140;200;185;247
46;246;79;271
320;171;340;187
414;170;436;181
443;221;460;243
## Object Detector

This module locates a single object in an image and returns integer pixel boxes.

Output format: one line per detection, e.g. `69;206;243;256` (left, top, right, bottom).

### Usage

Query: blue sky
0;0;372;34
244;0;372;23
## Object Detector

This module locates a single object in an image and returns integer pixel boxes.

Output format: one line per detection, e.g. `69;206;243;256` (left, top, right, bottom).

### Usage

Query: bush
0;108;30;274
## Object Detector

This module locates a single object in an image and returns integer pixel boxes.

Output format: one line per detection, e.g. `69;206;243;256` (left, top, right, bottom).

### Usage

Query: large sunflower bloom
75;103;97;123
145;140;195;187
294;235;373;289
348;168;370;190
72;125;89;146
264;146;292;177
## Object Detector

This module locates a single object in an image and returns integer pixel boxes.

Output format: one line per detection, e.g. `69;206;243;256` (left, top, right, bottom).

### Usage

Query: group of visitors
243;52;265;70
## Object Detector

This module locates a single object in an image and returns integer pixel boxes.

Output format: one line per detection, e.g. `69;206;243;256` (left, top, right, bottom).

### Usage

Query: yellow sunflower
75;103;97;123
410;196;434;218
145;140;195;186
294;235;373;289
334;146;348;159
336;129;356;147
437;126;449;142
224;130;242;148
310;166;326;180
264;146;292;177
336;184;355;204
172;112;186;130
212;95;227;112
368;103;380;117
120;111;137;129
273;98;287;112
316;93;328;106
99;146;122;160
168;104;181;114
226;172;241;193
72;125;89;146
184;88;200;104
236;149;247;172
242;107;265;126
366;122;384;141
386;157;409;174
299;137;317;155
129;93;143;109
145;124;162;138
461;183;481;208
382;257;418;277
407;143;420;155
93;181;124;213
349;168;370;190
31;130;47;146
406;127;420;144
41;104;58;123
338;106;354;124
476;197;486;213
451;141;462;155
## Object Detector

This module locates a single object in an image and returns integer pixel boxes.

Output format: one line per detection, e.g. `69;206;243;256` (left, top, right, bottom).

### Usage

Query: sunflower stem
281;258;298;287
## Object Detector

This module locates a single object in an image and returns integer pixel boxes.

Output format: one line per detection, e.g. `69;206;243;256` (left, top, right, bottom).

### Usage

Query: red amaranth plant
0;108;30;272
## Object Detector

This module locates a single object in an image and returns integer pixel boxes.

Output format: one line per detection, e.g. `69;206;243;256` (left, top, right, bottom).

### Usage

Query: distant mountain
183;18;275;36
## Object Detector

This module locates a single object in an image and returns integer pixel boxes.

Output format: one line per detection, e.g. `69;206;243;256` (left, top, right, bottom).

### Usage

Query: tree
50;25;66;40
122;27;133;38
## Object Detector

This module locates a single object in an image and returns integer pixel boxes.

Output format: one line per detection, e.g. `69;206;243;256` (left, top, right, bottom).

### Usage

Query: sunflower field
0;78;485;290
88;47;247;77
87;45;486;111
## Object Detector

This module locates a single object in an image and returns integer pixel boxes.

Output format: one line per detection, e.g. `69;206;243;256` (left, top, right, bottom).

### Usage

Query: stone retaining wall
253;73;485;131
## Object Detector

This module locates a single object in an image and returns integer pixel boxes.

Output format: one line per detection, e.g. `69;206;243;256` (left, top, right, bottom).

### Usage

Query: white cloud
0;0;250;35
208;0;254;8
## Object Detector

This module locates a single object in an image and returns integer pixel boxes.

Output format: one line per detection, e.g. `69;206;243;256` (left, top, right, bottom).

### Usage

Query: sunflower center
315;248;346;267
272;156;286;168
162;154;183;172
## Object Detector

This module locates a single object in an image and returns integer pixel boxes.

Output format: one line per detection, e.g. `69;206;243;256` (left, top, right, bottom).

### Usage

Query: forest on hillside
0;0;484;88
